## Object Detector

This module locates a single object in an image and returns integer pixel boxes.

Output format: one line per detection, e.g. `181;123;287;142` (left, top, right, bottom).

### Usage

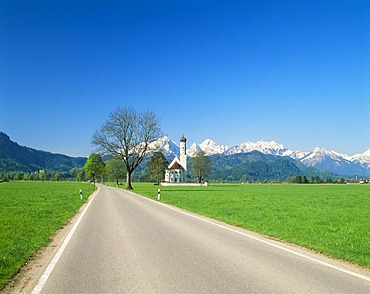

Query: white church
164;135;187;183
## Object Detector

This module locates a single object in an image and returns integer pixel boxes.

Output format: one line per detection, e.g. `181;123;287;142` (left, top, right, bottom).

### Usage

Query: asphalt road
36;185;370;293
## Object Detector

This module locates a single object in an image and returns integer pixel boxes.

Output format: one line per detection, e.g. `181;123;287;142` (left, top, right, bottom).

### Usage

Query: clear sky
1;0;369;157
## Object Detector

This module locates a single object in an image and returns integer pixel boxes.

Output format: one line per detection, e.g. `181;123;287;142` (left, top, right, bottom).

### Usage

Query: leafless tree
91;106;161;189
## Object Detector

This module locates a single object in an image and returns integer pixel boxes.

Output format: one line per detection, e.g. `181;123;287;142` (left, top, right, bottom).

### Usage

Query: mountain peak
257;140;285;149
148;136;179;157
359;149;370;157
312;146;328;153
310;146;351;160
189;139;229;156
200;139;216;145
350;148;370;168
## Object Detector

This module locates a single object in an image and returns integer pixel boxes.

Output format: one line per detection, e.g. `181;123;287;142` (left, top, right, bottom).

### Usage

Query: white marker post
157;189;160;201
79;189;83;200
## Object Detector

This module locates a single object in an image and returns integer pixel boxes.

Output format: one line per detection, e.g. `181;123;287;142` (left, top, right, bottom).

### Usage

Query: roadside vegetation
0;181;96;288
131;183;370;268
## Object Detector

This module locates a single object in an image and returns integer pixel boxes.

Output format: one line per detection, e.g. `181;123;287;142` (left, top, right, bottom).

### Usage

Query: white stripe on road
128;189;370;284
32;187;100;294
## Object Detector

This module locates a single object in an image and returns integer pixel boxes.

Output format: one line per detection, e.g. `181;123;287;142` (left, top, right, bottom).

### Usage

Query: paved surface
38;185;370;293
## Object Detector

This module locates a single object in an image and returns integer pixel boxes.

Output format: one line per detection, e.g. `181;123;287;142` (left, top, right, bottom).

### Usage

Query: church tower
180;135;187;172
164;135;188;183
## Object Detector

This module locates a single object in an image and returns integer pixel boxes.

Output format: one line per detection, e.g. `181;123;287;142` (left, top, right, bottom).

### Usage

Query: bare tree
91;106;161;189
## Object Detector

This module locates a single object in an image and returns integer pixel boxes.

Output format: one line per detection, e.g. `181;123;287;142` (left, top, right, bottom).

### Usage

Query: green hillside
0;132;86;173
209;151;301;182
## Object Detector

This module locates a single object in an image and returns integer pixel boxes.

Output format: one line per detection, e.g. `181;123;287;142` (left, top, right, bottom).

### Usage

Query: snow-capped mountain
153;136;370;176
188;139;229;156
350;149;370;168
301;147;351;167
224;140;288;156
282;150;310;160
300;147;369;176
187;143;201;157
148;136;179;157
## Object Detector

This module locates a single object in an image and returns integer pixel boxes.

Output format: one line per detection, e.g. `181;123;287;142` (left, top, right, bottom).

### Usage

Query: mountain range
154;136;370;177
1;131;369;180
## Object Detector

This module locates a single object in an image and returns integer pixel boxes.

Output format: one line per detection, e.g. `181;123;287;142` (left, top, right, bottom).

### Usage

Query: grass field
0;181;96;288
129;183;370;268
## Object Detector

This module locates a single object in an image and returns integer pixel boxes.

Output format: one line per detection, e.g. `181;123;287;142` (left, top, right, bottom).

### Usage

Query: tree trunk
116;178;119;186
126;172;133;190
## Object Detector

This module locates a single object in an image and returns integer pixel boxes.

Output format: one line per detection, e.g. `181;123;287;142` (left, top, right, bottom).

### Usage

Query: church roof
169;161;184;170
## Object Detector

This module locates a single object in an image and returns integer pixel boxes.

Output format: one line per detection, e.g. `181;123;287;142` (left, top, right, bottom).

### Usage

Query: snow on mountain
282;150;309;160
299;146;370;176
350;149;370;168
187;139;229;156
224;140;288;156
151;136;370;176
187;143;201;157
199;139;229;155
301;147;351;167
149;136;179;157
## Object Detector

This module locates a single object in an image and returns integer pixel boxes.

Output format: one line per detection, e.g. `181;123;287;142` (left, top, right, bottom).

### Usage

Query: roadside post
79;189;83;200
157;189;160;201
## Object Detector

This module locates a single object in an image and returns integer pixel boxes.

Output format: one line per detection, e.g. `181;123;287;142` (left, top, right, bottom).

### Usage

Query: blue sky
1;0;369;157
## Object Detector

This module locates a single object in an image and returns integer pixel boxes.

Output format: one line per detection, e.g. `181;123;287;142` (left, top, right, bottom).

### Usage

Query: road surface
35;185;370;293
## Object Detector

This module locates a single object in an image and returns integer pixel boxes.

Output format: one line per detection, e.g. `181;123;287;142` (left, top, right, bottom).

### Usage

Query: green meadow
132;183;370;268
0;181;96;288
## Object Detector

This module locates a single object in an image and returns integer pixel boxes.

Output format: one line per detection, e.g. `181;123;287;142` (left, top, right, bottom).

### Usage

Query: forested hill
209;151;303;182
0;132;87;173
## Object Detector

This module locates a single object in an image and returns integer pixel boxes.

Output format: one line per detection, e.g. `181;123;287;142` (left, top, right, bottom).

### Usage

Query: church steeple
180;135;187;171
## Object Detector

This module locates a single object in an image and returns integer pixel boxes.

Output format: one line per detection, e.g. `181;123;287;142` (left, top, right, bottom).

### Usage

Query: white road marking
32;187;100;294
130;189;370;283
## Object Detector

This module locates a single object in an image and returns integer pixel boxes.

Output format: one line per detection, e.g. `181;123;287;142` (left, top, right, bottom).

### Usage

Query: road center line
32;187;100;294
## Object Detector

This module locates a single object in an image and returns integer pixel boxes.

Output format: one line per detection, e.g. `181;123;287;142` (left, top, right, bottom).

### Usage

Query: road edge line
32;186;100;294
124;188;370;283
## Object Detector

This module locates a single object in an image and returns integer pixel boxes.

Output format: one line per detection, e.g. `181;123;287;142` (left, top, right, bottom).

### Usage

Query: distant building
165;136;187;183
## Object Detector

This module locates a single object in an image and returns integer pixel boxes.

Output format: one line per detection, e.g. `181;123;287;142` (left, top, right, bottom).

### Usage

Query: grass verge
0;181;96;288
